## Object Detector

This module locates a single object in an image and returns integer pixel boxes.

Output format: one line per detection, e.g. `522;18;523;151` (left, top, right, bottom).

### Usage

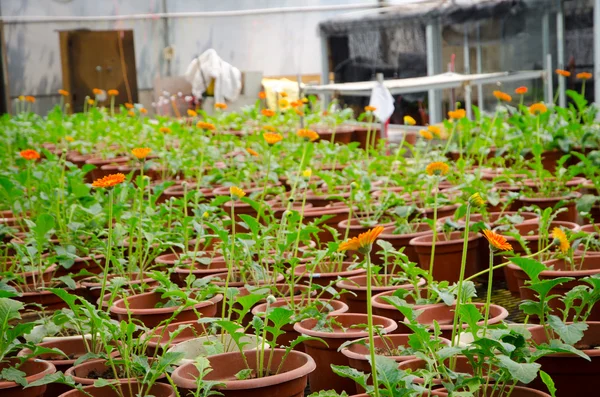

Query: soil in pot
335;274;425;314
293;313;397;394
410;231;481;283
167;334;263;366
172;349;315;397
0;358;56;397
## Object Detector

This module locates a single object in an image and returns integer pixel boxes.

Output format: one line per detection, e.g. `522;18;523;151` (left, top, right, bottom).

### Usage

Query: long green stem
450;203;472;346
221;202;236;321
483;247;495;334
98;189;115;309
365;252;380;397
427;183;439;300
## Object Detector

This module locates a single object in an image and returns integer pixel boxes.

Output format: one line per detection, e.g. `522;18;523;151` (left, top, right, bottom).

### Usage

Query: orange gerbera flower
552;227;570;253
529;102;548;115
576;72;592;80
448;109;466;120
159;126;172;134
297;129;319;142
107;89;119;96
215;102;227;110
127;110;135;117
482;230;513;251
365;105;376;112
58;89;69;96
263;125;276;132
246;148;259;157
515;86;528;95
258;91;266;99
280;92;288;98
339;226;385;254
187;109;198;117
263;132;283;145
139;108;148;114
261;109;275;117
425;161;449;176
65;136;74;142
25;96;35;103
493;90;512;102
419;129;433;140
556;69;571;77
20;149;40;160
131;147;152;160
295;108;305;116
197;121;216;131
92;88;103;95
124;103;134;109
230;186;246;200
92;173;126;188
427;125;441;137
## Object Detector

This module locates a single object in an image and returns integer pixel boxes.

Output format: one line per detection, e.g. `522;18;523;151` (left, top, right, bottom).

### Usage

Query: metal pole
426;20;442;123
476;22;484;111
556;0;566;107
595;0;600;104
319;34;331;107
542;11;551;103
463;24;472;119
546;54;554;104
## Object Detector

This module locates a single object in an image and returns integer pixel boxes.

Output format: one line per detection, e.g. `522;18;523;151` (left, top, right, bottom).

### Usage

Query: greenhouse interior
3;0;600;396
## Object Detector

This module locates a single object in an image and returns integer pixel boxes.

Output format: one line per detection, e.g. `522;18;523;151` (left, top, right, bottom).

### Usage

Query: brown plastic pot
514;192;581;222
204;271;284;288
172;349;315;397
54;254;104;279
379;223;432;264
293;262;366;296
502;221;580;295
335;275;426;314
0;358;56;397
436;385;550;397
312;125;355;145
79;273;157;300
252;298;348;351
371;290;430;334
85;156;129;182
65;359;140;385
293;313;397;394
510;256;600;321
527;322;600;396
413;302;509;339
57;382;174;397
410;231;481;283
302;204;353;243
341;334;449;393
143;320;212;354
110;291;223;328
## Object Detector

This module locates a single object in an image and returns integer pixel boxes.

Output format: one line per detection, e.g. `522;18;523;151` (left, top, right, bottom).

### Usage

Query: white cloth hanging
369;82;395;122
184;49;242;104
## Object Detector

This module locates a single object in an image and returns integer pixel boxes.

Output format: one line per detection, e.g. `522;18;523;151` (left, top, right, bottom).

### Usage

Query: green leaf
547;315;588;345
0;367;27;386
496;355;540;384
527;277;575;300
509;257;546;282
539;370;556;397
235;368;253;380
331;365;370;391
33;214;55;244
458;303;483;333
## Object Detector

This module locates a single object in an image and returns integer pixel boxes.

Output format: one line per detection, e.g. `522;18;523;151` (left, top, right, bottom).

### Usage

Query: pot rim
336;275;426;292
412;303;509;330
409;231;481;247
110;292;223;316
0;358;56;389
293;313;398;338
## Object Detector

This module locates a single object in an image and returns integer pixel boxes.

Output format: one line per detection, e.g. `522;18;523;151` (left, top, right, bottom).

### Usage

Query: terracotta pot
410;231;481;283
293;262;366;296
158;183;216;206
575;224;600;256
524;149;567;173
65;359;143;385
8;264;57;286
143;320;212;354
371;290;430;334
110;291;223;328
85;156;129;182
18;337;104;397
510;256;600;321
413;303;508;339
293;313;397;393
79;273;157;300
398;355;480;385
312;125;355;144
438;211;539;228
514;192;581;222
502;221;580;295
351;125;382;149
204;271;284;288
341;334;449;394
172;349;315;397
304;189;352;208
159;253;228;286
252;298;348;351
302;204;353;243
528;322;600;396
0;358;56;397
379;223;432;264
54;254;104;279
57;382;174;397
15;286;71;311
336;275;426;314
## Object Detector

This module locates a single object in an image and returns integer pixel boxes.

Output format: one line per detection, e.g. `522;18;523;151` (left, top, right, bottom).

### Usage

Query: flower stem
365;251;380;397
450;203;471;346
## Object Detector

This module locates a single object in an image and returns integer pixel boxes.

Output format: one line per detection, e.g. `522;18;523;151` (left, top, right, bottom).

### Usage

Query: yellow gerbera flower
263;132;283;145
552;227;570;253
230;186;246;200
425;161;450;176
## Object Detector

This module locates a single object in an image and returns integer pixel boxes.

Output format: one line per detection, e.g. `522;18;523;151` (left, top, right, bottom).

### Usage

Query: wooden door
59;30;138;112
